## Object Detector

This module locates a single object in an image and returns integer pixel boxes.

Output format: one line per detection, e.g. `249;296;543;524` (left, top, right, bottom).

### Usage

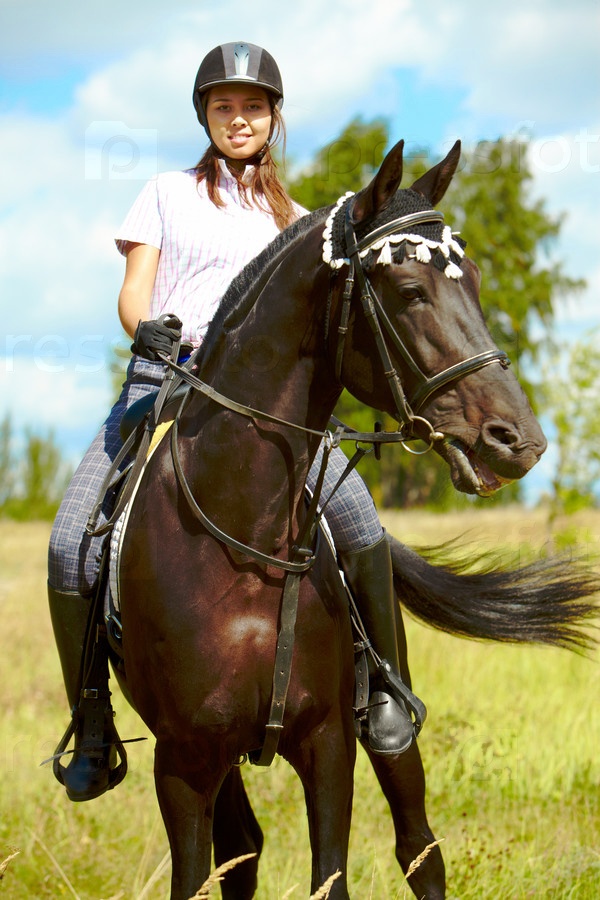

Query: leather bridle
332;198;511;449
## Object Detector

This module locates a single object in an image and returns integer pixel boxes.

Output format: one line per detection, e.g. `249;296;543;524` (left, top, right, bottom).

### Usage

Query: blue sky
1;0;598;502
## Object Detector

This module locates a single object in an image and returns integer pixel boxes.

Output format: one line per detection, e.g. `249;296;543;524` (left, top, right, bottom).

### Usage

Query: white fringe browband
322;191;465;280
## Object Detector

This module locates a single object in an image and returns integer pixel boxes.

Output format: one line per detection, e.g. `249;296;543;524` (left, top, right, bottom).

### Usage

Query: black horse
109;140;596;899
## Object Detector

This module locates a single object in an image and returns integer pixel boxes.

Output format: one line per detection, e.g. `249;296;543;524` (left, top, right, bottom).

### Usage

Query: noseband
328;195;510;448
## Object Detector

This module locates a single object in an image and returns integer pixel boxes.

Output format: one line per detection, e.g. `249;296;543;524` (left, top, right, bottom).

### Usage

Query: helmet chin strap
207;133;271;168
209;143;269;169
248;139;271;165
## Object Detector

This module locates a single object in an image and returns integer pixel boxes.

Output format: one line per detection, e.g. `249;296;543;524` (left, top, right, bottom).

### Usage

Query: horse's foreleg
373;591;445;897
289;721;355;900
213;767;263;900
154;738;221;900
362;741;446;900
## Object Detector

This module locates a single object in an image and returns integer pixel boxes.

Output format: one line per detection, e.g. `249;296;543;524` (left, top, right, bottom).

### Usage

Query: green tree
438;138;584;378
0;415;72;520
19;428;69;519
285;122;584;508
0;415;15;507
544;330;600;520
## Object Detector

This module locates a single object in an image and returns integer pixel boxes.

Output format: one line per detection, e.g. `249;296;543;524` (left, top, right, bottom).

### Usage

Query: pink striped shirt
115;160;293;345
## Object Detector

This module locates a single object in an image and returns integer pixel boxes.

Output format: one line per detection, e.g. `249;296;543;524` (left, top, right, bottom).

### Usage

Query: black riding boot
340;533;415;755
48;584;124;801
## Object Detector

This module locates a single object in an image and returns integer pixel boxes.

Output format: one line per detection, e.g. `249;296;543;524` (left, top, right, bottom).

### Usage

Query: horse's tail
389;535;599;652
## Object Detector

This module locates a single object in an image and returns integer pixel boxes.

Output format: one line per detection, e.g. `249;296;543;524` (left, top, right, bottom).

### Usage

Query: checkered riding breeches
48;356;383;594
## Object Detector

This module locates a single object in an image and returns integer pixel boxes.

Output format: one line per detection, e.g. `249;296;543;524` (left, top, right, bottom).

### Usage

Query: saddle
119;383;190;447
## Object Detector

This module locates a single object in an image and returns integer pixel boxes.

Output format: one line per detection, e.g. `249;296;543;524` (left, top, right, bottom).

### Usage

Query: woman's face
205;84;272;165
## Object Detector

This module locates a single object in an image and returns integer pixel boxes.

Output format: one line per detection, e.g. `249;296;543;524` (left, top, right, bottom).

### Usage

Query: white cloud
1;0;598;497
0;140;126;340
442;4;599;128
521;127;600;335
0;355;113;463
526;126;600;281
0;114;74;205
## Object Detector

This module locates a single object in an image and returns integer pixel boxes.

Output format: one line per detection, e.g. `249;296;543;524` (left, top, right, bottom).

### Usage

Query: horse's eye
401;286;425;304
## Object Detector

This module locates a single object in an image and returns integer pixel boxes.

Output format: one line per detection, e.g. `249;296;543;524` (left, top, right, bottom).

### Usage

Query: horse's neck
202;223;335;421
180;228;339;553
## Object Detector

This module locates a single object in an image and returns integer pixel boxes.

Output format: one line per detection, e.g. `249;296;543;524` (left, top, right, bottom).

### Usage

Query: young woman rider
48;41;415;802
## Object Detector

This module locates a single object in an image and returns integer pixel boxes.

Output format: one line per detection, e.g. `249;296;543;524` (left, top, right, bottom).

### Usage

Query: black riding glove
131;315;183;362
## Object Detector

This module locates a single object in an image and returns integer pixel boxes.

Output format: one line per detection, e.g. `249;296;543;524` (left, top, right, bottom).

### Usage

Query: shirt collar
217;157;255;186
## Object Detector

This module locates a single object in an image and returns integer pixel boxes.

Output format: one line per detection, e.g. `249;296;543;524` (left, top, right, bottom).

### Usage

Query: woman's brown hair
194;105;297;231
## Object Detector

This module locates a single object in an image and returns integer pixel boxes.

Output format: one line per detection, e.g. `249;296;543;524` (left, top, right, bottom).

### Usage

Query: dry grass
187;859;343;900
187;854;257;898
404;840;444;880
0;850;20;880
307;871;342;899
381;504;600;554
1;508;599;898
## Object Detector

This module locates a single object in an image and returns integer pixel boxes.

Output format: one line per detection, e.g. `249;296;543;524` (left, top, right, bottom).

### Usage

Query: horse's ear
410;140;461;205
351;139;405;224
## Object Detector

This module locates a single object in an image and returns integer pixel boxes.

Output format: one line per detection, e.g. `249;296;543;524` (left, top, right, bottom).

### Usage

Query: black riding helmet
193;42;284;139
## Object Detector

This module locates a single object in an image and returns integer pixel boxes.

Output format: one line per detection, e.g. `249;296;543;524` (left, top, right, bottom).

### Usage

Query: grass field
1;508;599;898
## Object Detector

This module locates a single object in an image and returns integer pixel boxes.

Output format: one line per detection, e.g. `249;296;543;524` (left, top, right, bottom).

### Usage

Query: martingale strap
169;397;374;767
251;567;302;767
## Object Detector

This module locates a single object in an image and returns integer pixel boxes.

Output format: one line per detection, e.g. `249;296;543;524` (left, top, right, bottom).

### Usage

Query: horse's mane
195;206;327;367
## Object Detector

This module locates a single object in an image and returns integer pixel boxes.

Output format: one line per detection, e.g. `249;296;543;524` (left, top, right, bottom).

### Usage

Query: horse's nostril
487;425;519;447
481;421;521;450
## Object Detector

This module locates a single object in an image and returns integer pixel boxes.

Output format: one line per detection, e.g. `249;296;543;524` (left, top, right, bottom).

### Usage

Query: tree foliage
0;415;72;520
438;139;584;377
285;121;585;508
544;330;600;518
110;340;132;403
